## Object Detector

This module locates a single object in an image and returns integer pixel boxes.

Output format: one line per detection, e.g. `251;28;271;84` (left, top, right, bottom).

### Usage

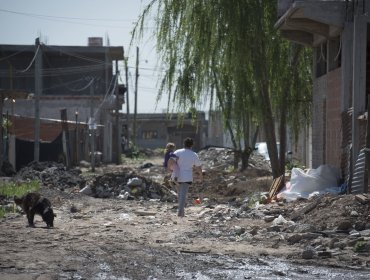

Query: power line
0;8;136;22
42;77;89;90
65;77;95;92
44;45;110;64
0;48;29;62
0;62;110;77
17;45;40;73
0;8;156;29
93;75;117;118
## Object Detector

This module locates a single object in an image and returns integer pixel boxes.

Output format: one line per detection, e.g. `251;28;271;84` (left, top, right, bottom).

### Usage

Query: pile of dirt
83;170;174;200
14;161;85;191
284;194;370;232
98;146;274;203
198;146;272;173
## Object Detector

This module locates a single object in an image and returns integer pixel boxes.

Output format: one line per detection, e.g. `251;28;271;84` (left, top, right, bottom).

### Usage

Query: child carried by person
163;142;180;185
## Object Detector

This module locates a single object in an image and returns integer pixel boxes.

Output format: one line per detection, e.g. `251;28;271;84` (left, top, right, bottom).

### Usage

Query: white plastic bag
290;165;340;196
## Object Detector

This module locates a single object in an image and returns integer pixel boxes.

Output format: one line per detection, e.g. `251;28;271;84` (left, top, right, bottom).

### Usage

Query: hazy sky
0;0;172;113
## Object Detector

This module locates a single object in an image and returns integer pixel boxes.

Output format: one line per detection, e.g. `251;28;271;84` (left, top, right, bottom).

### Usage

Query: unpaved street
1;149;370;279
1;189;370;279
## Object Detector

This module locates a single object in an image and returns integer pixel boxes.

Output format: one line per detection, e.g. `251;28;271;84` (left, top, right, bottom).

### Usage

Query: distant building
121;112;208;152
0;39;124;170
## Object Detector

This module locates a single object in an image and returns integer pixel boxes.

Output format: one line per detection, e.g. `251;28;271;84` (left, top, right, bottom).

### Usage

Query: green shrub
0;208;6;218
354;240;368;253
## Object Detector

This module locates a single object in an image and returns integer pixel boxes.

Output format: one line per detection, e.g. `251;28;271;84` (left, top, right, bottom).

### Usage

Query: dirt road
1;187;370;280
1;149;370;279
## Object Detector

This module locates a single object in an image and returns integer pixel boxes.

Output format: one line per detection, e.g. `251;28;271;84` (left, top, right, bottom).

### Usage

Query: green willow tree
133;0;312;178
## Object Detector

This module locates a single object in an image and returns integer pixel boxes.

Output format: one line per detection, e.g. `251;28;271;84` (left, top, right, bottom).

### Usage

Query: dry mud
1;189;369;280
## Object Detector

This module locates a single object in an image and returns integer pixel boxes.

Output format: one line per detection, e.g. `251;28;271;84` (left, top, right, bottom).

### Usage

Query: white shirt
174;148;201;182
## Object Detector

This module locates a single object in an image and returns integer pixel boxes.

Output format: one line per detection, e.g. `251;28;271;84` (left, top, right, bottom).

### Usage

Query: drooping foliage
132;0;312;177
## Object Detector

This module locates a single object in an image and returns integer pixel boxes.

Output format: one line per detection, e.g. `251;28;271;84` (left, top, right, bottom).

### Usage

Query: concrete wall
207;111;226;147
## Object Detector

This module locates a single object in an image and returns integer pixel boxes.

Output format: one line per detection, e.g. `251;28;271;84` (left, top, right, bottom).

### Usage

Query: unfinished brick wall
312;76;327;168
326;68;342;167
312;68;343;169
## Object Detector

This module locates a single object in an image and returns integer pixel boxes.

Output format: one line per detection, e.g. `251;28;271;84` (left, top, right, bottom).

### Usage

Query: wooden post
133;46;139;147
60;109;71;169
125;58;130;149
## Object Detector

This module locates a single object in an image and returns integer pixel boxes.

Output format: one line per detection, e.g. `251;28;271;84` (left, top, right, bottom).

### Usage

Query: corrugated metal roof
7;115;86;143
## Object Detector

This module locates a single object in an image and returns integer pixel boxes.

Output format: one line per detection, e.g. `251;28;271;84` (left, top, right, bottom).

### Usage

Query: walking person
174;137;202;217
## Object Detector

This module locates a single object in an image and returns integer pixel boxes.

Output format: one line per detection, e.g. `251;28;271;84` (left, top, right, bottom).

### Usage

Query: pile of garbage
198;147;271;172
14;161;86;190
80;171;174;200
7;147;273;202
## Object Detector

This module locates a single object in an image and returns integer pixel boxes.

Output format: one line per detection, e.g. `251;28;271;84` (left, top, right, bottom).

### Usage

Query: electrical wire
0;8;136;22
0;8;135;29
17;45;40;73
0;63;110;78
65;77;95;92
334;36;342;62
0;48;29;62
93;74;118;118
44;45;111;65
42;77;88;91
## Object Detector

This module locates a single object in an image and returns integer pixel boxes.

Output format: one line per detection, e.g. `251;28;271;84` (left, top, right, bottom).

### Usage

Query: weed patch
0;180;40;218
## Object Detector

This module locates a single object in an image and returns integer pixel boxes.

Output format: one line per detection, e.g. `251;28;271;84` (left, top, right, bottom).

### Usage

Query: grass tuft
0;180;40;218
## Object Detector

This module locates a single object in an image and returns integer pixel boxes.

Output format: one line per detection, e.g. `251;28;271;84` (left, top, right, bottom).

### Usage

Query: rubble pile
75;147;274;202
193;147;272;202
81;171;173;200
245;193;370;263
14;161;85;190
198;147;271;172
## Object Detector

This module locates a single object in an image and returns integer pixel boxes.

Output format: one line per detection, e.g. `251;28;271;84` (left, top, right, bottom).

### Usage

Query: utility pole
34;38;42;162
115;61;121;164
90;80;95;172
133;46;139;147
124;58;130;149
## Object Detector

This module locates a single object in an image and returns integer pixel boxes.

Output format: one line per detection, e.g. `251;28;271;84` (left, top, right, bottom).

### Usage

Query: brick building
276;0;370;192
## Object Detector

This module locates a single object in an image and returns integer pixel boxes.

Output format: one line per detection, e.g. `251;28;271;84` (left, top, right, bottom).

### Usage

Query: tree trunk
240;125;259;171
278;45;303;176
261;85;280;178
234;150;241;170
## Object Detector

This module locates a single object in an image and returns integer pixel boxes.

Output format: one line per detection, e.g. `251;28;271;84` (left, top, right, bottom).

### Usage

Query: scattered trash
278;165;341;201
194;198;201;205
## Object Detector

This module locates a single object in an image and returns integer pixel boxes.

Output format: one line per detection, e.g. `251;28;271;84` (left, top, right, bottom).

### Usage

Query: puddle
173;255;369;280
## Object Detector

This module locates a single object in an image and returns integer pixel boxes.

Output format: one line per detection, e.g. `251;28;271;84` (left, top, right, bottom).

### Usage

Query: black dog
14;192;56;228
